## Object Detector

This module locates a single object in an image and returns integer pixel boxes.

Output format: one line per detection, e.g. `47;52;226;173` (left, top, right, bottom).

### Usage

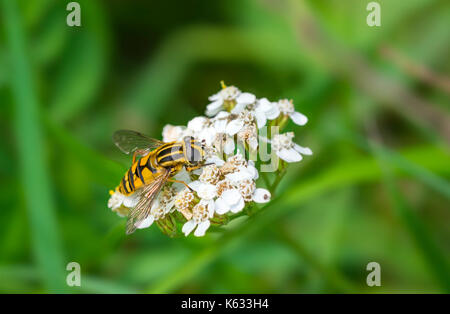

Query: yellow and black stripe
118;149;163;195
156;142;185;167
117;137;205;196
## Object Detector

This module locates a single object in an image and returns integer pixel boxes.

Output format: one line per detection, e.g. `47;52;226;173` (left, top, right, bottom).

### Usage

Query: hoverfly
112;130;208;234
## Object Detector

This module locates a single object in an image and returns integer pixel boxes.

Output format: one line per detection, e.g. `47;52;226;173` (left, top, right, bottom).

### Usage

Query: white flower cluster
108;83;312;237
179;154;271;236
162;83;312;162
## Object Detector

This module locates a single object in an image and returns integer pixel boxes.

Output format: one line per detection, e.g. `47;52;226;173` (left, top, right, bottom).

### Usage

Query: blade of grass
1;0;66;292
335;127;450;201
377;146;450;200
276;226;357;293
370;143;450;292
147;145;450;293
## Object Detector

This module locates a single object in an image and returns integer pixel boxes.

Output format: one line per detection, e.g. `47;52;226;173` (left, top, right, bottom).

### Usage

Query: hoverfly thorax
182;136;206;166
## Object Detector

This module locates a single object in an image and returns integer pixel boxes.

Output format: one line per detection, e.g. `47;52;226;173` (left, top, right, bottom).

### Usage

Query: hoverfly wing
125;169;171;235
113;130;165;155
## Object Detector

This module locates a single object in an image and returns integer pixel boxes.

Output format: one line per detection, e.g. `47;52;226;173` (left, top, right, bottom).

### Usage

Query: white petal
253;188;271;203
187;116;207;132
221;189;242;206
214;118;228;133
198;127;216;146
207;199;215;218
150;199;160;211
182;220;197;236
208;92;221;101
246;163;259;180
225;168;253;182
206;107;221;117
258;98;273;112
293;144;313;155
197;183;217;200
136;215;154;229
206;156;225;167
215;198;230;214
230;196;245;213
248;137;258;151
163;199;176;214
162;125;185;142
265;105;280;120
188;180;202;191
277;148;302;163
123;193;140;208
230;102;246;115
107;192;125;210
206;99;223;110
290;111;308;125
236;92;256;105
224;138;235;154
194;220;210;237
226;119;244;136
215;111;229;119
254;110;267;129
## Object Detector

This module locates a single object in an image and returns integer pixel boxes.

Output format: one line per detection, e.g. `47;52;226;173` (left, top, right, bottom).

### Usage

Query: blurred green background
0;0;449;293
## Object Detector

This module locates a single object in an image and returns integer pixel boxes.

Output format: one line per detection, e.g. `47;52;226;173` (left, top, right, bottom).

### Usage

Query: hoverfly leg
167;178;194;192
185;162;214;172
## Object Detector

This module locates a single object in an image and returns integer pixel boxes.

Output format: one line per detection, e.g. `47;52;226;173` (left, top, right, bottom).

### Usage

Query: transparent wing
125;169;171;235
113;130;165;155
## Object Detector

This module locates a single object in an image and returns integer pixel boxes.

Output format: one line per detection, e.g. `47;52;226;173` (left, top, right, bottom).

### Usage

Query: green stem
270;162;287;196
2;0;66;292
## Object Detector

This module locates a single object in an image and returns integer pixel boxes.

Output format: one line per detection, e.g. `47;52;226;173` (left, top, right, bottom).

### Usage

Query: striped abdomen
117;142;186;196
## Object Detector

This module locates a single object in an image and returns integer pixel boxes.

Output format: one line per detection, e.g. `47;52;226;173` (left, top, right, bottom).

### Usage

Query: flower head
276;99;308;126
271;132;312;163
182;200;215;237
206;83;256;116
162;124;185;142
199;164;222;185
253;98;280;128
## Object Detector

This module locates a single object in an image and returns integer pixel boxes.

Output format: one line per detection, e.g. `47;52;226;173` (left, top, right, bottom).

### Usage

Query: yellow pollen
220;80;227;89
